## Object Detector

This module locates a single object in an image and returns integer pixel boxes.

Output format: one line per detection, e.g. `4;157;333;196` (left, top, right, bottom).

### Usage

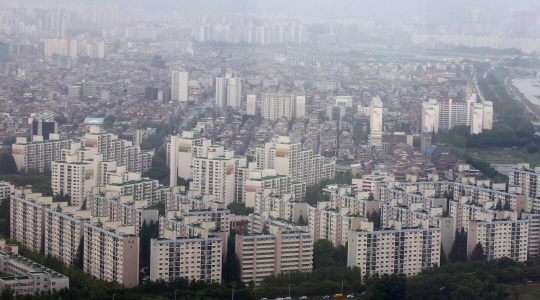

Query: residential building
150;236;223;282
12;135;71;172
171;69;189;102
235;229;313;285
0;240;69;295
83;223;139;287
468;220;529;262
347;226;441;277
215;73;241;108
260;93;305;120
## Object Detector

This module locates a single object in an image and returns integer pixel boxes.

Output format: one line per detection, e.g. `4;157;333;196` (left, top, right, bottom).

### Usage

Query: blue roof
84;117;104;124
425;146;435;154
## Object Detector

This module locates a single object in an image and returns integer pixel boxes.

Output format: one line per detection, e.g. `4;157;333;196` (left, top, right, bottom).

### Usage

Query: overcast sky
17;0;540;23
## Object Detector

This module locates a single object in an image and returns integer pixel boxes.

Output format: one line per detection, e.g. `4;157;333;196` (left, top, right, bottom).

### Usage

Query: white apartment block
168;131;212;185
420;98;493;135
84;128;153;174
260;93;305;121
215;73;241;108
191;146;247;205
252;194;310;224
246;94;257;115
12;135;71;172
243;170;306;205
453;182;528;214
370;96;383;132
83;223;139;287
44;209;85;266
256;136;335;186
235;230;313;285
164;192;216;213
171;69;189;102
106;178;165;205
150;237;223;282
247;213;309;234
10;196;46;252
348;227;441;277
51;160;94;206
509;163;540;200
0;240;69;295
329;193;380;217
86;194;159;234
0;182;14;200
308;203;362;246
468;220;529;262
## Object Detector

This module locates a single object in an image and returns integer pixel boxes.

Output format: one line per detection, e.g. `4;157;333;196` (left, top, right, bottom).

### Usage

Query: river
511;77;540;105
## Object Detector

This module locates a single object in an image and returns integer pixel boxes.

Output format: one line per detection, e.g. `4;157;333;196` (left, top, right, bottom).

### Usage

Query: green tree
503;199;511;211
440;245;448;266
0;153;18;175
0;198;10;237
75;236;84;269
496;200;502;210
365;274;407;300
103;115;116;129
227;203;254;216
298;214;306;225
527;143;539;153
470;242;486;261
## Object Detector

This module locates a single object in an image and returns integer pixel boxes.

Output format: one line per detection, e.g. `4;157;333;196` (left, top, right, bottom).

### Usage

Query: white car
300;297;308;299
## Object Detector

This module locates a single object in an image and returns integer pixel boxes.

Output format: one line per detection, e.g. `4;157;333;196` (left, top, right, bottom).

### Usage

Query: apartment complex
468;220;529;262
84;127;153;174
235;230;313;285
12;135;71;172
509;163;540;199
44;209;86;266
420;97;493;135
191;145;247;205
51;160;94;206
215;73;241;108
83;223;139;287
150;236;223;282
348;227;441;277
10;196;46;252
256;136;335;186
260;93;305;120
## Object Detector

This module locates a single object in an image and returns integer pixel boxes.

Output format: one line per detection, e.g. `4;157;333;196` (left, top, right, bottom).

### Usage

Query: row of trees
451;147;508;183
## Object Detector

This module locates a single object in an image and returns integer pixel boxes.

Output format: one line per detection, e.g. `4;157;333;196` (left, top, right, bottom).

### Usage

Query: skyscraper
215;73;241;108
246;94;257;115
171;69;188;102
370;96;383;132
0;43;9;62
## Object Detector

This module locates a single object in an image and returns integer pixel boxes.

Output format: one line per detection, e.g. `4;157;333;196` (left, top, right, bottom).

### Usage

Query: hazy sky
18;0;540;23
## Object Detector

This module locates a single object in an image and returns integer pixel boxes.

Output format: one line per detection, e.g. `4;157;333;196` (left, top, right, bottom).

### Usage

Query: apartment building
84;127;153;174
44;209;85;266
0;240;69;295
260;93;305;120
164;192;215;212
244;171;306;204
51;160;94;206
256;136;335;186
83;223;139;287
348;227;441;277
453;182;528;214
106;178;164;205
171;69;188;102
168;131;212;184
215;73;241;108
370;96;383;133
329;193;380;217
468;220;529;262
12;135;71;172
150;236;223;282
252;194;309;224
235;229;313;285
509;163;540;200
0;182;14;199
191;146;247;205
10;196;47;252
308;204;362;246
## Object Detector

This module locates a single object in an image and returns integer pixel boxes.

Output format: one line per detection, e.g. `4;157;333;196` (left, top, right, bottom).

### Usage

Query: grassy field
507;283;540;299
456;147;540;167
